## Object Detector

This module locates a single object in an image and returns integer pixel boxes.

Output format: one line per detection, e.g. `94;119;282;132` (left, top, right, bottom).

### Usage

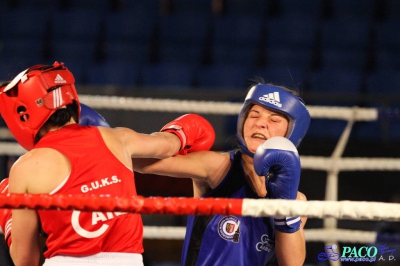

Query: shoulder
97;126;134;151
9;148;70;193
13;148;62;169
198;151;232;187
101;126;134;137
98;126;138;147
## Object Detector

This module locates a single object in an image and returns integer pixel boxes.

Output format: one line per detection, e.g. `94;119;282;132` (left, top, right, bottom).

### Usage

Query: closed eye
270;114;288;123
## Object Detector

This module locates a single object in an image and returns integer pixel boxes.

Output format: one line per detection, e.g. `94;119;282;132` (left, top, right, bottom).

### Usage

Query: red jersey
36;124;143;258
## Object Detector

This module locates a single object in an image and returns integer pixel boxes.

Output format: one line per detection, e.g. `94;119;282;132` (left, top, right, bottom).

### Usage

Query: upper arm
10;209;41;265
297;191;307;229
8;155;42;265
107;127;181;159
275;191;307;266
133;151;230;182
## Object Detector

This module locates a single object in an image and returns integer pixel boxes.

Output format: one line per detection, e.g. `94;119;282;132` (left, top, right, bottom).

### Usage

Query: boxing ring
1;95;400;265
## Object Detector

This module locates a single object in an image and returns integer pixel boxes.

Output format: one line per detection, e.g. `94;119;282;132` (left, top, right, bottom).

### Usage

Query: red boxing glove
0;178;12;248
161;114;215;155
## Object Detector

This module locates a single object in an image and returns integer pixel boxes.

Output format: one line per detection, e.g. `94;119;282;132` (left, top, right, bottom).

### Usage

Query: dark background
1;0;400;265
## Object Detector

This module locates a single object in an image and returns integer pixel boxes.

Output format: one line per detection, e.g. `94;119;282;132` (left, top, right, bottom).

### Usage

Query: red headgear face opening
0;62;80;151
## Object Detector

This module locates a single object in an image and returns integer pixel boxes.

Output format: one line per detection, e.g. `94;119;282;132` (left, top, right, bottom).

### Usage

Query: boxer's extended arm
125;114;216;160
160;114;215;155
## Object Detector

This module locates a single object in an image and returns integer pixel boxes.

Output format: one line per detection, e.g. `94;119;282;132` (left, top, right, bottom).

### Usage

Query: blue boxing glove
79;103;110;127
254;136;301;233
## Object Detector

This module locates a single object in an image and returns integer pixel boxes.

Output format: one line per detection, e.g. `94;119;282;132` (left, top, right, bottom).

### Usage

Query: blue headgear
237;84;310;157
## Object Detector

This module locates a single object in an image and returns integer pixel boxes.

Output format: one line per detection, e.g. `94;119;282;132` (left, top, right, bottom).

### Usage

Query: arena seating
0;0;398;141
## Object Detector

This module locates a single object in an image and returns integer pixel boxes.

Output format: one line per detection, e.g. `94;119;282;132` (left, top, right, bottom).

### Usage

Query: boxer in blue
134;82;311;266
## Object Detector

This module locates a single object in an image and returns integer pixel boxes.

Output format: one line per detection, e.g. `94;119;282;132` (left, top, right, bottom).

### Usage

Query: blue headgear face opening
236;84;311;157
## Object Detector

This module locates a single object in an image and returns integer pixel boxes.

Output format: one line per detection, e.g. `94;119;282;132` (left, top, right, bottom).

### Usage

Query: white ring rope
240;199;400;221
143;227;378;243
78;95;379;121
0;142;26;155
301;156;400;171
305;229;377;243
2;142;400;171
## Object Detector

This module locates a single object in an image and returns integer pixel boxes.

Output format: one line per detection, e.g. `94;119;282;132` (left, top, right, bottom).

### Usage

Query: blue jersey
181;150;276;266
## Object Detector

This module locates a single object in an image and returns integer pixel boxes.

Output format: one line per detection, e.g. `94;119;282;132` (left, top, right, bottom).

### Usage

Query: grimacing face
243;104;289;153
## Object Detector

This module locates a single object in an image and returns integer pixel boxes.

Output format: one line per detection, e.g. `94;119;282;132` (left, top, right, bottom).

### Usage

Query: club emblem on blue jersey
218;216;241;243
256;234;274;252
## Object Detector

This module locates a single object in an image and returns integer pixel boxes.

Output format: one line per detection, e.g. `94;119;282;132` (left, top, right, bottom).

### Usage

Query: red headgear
0;62;80;151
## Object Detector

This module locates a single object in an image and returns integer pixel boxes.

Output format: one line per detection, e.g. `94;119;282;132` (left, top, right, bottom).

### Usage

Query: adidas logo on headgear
259;92;282;108
54;74;67;84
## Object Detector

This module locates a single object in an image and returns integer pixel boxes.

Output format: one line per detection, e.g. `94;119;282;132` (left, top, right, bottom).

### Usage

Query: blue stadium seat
0;38;43;62
141;62;195;89
307;119;348;140
375;50;400;71
385;0;400;19
212;15;263;66
352;120;381;141
106;41;148;64
116;0;160;14
366;69;400;95
249;66;307;90
388;104;400;140
173;0;213;15
351;104;381;141
320;18;371;51
51;9;102;42
214;45;259;66
160;13;211;46
321;49;367;70
0;7;50;40
375;19;400;53
225;0;269;17
51;39;97;63
266;16;318;51
196;64;249;89
267;47;312;70
331;0;375;20
60;0;110;12
213;15;263;49
1;0;56;10
159;13;211;64
104;10;157;44
309;68;363;93
0;59;37;82
278;0;322;20
161;44;206;65
308;68;362;104
86;61;140;87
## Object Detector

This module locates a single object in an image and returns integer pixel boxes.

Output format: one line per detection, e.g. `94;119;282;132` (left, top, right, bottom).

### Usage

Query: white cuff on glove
274;216;301;233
